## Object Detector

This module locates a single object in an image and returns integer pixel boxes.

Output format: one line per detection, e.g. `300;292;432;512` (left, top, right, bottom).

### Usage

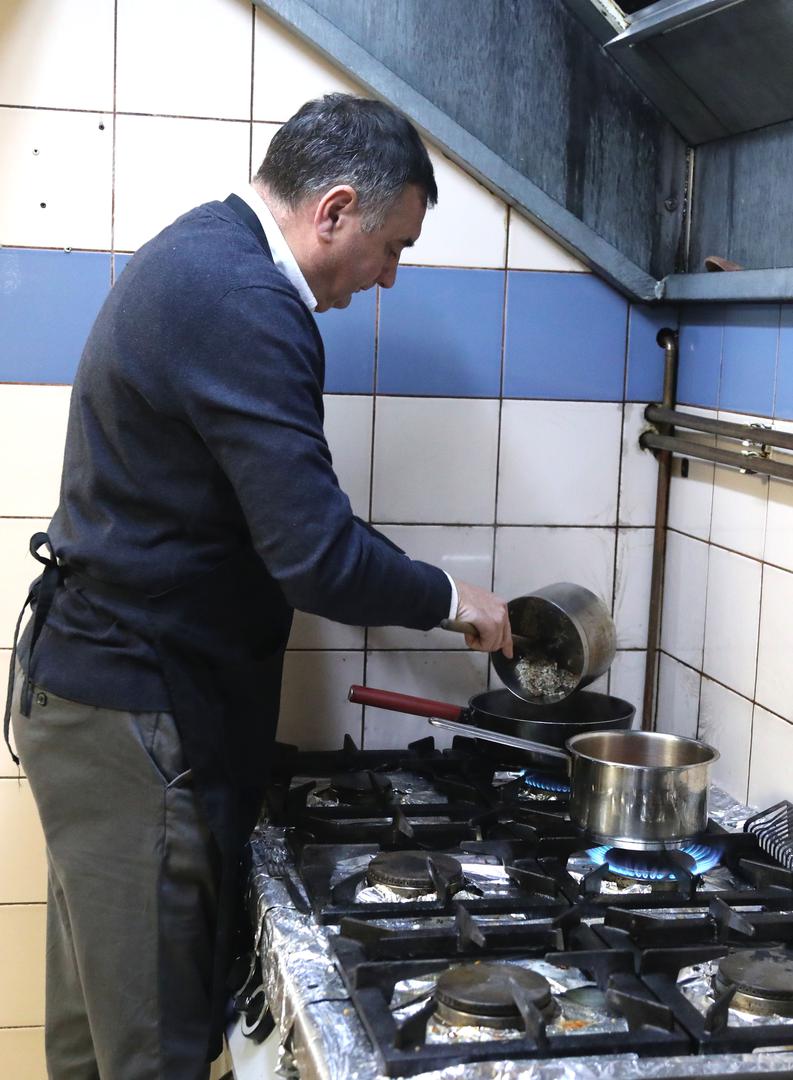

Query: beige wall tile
278;651;364;749
0;649;21;777
250;121;281;178
0;780;47;903
0;386;70;518
0;109;112;250
749;706;793;809
0;904;46;1027
114;115;251;252
0;0;114;111
0;519;48;650
406;150;507;270
253;8;362;123
0;1026;46;1079
507;211;587;272
117;0;252;120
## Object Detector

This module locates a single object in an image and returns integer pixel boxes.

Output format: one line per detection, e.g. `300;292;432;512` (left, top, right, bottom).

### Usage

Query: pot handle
348;685;463;723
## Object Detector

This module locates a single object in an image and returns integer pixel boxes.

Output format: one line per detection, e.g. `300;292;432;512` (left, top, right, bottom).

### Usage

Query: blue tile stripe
0;249;111;384
504;272;628;401
1;247;787;421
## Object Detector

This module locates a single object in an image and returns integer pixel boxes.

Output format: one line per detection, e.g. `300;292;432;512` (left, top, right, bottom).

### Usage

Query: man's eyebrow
402;238;415;248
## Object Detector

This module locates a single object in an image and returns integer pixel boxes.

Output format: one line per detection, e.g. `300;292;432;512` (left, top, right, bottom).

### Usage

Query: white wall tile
710;412;770;559
0;0;114;111
493;527;615;608
251;122;281;178
666;407;716;541
0;780;47;904
619;403;658;526
0;108;112;250
613;528;653;648
756;563;793;721
116;0;253;120
324;395;372;519
0;904;45;1026
507;211;587;272
406;149;507;269
0;519;49;649
608;650;645;722
660;531;708;668
698;677;752;802
0;386;70;517
763;419;793;573
288;613;365;651
278;651;364;749
748;706;793;809
368;526;494;649
362;650;489;750
253;8;363;123
1;649;21;778
372;398;499;524
702;545;761;699
114;115;250;252
0;1028;45;1079
656;653;700;739
498;402;621;526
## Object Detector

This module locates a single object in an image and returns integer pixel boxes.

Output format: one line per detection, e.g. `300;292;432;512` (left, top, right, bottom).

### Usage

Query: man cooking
5;94;512;1079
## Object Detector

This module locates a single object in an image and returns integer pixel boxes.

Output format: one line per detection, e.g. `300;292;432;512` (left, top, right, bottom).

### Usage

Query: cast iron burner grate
713;948;793;1017
328;770;393;804
434;962;557;1028
367;851;465;898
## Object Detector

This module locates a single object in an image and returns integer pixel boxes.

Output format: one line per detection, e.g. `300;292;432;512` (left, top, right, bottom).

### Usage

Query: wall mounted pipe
640;432;793;482
641;328;679;732
645;406;793;454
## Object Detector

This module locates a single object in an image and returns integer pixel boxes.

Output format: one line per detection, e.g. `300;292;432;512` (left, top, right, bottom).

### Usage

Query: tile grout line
109;0;118;281
609;303;633;696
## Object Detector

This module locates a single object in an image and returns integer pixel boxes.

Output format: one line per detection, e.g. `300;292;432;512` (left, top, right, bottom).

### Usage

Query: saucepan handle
348;685;463;723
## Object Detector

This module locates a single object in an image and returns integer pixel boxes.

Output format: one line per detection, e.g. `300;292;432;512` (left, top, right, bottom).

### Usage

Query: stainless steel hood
600;0;793;144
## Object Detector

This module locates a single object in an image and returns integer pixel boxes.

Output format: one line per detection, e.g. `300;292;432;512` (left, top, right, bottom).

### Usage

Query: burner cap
435;963;556;1028
715;949;793;1017
366;851;463;896
330;771;392;802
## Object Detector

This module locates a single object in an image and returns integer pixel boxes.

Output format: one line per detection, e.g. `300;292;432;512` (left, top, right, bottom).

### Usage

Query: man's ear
314;185;357;241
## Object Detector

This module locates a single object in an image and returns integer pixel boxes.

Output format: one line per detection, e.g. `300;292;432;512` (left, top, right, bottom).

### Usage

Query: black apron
3;195;298;1061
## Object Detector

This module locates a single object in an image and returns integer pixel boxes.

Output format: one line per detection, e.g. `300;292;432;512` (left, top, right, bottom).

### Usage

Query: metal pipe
641;329;678;732
645;405;793;452
641;433;793;482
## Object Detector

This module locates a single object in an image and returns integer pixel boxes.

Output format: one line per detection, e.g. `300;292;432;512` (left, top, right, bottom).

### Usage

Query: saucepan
441;582;616;705
349;686;718;849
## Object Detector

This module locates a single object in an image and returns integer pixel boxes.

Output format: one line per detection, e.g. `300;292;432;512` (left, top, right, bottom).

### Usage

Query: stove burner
329;771;393;803
587;841;722;880
519;769;571;797
434;962;557;1029
714;948;793;1017
366;851;464;898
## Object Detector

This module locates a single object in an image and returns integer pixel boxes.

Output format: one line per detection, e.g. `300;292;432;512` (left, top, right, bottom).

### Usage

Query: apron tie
3;532;63;764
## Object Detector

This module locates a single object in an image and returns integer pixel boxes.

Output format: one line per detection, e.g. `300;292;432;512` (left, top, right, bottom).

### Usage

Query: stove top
256;735;793;1079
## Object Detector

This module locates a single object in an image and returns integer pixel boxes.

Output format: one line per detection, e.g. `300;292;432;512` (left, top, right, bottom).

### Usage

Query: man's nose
377;263;398;289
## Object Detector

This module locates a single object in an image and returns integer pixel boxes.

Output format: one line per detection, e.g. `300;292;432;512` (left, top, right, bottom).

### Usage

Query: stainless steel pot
565;730;720;851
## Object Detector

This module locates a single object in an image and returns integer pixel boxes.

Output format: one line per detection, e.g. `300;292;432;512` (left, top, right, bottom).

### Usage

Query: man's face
313;183;426;313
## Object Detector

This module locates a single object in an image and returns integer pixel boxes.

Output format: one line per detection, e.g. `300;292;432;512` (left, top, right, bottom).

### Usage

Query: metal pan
347;685;635;752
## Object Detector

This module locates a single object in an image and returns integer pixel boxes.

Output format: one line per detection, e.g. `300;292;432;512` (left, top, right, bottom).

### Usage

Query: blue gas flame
520;769;571;795
586;842;722;880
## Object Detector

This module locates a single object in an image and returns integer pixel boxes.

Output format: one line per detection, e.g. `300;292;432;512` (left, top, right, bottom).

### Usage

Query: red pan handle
348;685;463;723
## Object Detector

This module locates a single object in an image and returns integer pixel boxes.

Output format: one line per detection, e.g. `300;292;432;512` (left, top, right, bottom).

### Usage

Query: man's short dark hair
255;93;438;231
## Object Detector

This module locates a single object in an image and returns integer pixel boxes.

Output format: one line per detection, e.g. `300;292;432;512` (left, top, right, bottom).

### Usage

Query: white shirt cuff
443;572;458;621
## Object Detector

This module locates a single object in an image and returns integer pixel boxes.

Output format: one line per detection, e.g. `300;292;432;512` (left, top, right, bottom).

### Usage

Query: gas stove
238;735;793;1080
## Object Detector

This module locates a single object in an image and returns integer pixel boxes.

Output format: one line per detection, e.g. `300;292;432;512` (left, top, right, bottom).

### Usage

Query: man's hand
454;580;513;657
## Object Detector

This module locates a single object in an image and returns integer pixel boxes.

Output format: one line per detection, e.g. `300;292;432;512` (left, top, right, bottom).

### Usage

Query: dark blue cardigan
27;199;450;710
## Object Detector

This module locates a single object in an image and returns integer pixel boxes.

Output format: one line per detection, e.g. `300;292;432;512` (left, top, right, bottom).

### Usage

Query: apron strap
3;532;63;764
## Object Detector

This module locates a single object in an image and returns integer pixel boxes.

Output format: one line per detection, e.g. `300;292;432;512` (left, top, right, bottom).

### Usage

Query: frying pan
348;684;634;754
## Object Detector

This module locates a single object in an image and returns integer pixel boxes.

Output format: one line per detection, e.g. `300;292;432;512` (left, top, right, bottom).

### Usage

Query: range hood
595;0;793;144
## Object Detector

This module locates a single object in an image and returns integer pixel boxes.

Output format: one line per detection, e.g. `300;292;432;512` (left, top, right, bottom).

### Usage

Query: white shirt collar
235;186;317;313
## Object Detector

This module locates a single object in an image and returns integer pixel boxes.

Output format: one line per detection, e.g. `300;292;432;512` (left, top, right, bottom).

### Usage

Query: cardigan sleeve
171;283;451;630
